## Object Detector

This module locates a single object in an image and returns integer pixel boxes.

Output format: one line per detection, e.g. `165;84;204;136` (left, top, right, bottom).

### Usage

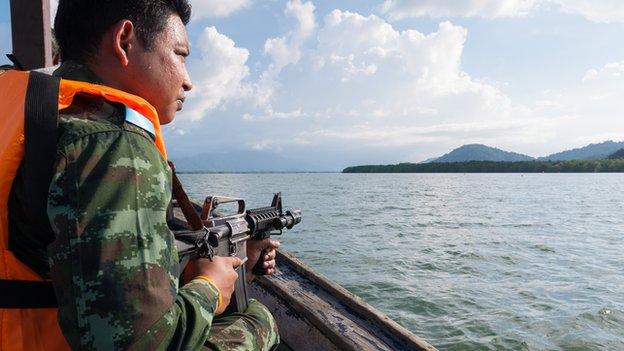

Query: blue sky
2;0;624;170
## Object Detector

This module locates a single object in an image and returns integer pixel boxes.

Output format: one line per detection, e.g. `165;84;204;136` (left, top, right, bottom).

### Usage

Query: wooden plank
252;264;394;350
9;0;53;69
249;281;341;351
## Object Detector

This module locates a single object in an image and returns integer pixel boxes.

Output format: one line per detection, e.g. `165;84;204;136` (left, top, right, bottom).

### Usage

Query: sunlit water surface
180;173;624;351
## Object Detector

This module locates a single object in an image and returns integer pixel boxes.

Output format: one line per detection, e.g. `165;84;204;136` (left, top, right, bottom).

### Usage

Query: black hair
54;0;192;62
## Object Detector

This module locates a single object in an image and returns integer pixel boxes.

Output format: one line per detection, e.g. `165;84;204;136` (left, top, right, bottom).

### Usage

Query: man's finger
260;238;280;250
264;257;276;267
264;250;276;261
229;256;243;268
268;239;280;249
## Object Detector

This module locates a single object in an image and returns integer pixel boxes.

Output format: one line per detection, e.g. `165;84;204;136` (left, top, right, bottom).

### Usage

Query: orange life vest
0;69;166;351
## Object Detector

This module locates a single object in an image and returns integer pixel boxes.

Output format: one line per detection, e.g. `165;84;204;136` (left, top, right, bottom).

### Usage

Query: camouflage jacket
45;61;222;350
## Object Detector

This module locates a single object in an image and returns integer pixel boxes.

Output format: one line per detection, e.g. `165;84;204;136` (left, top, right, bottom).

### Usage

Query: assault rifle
172;192;302;313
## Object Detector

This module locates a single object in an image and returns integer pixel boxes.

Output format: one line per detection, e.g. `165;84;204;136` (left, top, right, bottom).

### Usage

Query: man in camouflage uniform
10;0;280;349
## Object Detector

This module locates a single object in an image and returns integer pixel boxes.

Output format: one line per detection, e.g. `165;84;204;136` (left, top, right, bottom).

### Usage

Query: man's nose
183;69;193;91
183;77;193;92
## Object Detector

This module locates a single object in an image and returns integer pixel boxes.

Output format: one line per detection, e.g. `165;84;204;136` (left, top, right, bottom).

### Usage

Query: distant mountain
432;144;534;163
170;150;318;172
609;148;624;159
419;157;440;163
539;141;624;161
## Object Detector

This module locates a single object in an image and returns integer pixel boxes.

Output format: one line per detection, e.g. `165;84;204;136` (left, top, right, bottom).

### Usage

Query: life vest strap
0;279;57;308
23;71;61;246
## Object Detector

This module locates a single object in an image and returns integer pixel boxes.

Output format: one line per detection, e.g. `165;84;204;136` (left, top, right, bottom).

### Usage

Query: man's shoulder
57;104;157;156
58;114;121;143
52;61;159;155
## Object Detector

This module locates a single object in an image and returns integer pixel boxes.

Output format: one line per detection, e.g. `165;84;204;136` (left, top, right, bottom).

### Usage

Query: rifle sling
168;161;204;230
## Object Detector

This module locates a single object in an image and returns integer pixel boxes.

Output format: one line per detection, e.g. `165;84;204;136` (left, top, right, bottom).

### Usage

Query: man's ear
111;20;136;67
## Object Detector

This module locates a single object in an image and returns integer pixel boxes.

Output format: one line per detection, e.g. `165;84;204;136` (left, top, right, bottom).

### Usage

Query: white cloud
553;0;624;23
582;69;599;82
179;27;250;121
256;0;316;114
284;0;316;39
525;59;624;153
582;61;624;100
248;137;310;152
233;9;545;156
380;0;538;20
123;2;623;166
298;117;562;148
190;0;252;19
310;12;516;118
582;61;624;82
242;108;304;122
380;0;624;23
262;0;316;75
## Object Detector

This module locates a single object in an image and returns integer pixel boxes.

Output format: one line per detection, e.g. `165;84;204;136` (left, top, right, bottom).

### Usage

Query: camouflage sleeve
46;126;219;350
205;299;280;351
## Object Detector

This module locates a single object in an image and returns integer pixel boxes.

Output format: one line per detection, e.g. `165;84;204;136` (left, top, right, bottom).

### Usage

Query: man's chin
159;111;176;125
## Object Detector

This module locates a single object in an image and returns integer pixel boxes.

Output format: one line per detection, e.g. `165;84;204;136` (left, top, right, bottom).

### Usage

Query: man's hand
182;256;242;315
246;238;280;281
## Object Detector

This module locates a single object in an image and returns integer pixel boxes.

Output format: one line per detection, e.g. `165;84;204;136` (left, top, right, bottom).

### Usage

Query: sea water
180;173;624;351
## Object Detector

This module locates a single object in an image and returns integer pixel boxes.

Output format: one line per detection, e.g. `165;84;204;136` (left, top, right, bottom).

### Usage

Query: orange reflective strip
58;79;168;159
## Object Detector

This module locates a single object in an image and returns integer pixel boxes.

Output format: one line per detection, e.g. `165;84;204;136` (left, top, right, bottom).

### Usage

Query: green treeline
343;159;624;173
609;148;624;159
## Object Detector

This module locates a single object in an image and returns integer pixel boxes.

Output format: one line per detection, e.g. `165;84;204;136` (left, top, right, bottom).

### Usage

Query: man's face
128;14;192;124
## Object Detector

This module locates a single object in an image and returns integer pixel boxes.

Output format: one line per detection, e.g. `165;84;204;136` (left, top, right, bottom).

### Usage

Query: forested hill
433;144;534;162
608;148;624;159
343;159;624;173
539;141;624;161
